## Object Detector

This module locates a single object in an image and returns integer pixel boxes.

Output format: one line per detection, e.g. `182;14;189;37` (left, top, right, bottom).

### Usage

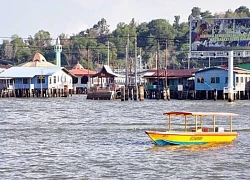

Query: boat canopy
163;111;238;117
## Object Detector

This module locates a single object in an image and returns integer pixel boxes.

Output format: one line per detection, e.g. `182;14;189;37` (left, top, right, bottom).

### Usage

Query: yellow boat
145;111;238;146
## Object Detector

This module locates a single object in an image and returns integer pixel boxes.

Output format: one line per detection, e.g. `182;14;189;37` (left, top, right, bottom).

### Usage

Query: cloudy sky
1;0;249;40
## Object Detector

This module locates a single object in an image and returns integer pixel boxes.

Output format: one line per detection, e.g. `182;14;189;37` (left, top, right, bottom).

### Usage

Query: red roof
69;61;96;76
69;69;96;76
144;69;200;78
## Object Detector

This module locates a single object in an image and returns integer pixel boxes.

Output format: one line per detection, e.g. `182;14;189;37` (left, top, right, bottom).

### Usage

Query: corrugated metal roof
237;63;250;70
196;66;250;74
143;69;200;78
93;65;120;77
0;67;62;78
0;68;6;73
143;72;155;76
103;65;120;76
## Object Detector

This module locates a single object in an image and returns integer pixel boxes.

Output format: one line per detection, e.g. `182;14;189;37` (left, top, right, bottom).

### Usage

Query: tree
235;6;250;16
191;7;201;18
10;34;28;63
224;9;234;18
97;18;110;35
214;12;226;18
1;40;13;59
173;15;180;29
34;30;52;47
200;10;214;18
112;22;133;59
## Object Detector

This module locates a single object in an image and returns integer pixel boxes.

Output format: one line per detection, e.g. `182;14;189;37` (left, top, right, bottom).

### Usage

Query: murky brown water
0;96;250;179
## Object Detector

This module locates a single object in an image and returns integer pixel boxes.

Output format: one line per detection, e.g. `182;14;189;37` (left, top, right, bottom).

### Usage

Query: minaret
54;37;62;67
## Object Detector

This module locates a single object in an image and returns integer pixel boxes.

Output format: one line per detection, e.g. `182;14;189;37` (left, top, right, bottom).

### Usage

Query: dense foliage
0;6;249;70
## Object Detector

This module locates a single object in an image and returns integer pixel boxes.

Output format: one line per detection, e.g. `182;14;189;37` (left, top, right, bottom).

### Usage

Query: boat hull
145;131;238;146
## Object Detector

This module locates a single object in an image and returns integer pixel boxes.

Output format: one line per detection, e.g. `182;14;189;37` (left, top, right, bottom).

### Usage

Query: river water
0;96;250;180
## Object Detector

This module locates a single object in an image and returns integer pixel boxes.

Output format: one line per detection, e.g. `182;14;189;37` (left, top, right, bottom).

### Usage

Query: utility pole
156;40;160;100
97;52;100;68
40;69;43;97
165;41;168;90
165;40;170;100
125;34;129;86
87;47;90;90
112;51;115;72
135;36;137;86
134;36;138;101
139;48;142;71
107;40;110;66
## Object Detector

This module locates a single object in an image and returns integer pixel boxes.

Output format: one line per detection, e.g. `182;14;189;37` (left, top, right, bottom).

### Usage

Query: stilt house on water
0;52;75;97
142;68;200;99
194;66;250;100
87;65;121;100
69;61;96;94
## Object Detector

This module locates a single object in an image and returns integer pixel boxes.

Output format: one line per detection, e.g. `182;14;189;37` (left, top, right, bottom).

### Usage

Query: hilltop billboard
191;18;250;51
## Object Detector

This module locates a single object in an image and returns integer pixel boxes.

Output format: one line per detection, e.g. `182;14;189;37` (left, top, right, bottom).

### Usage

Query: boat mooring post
139;85;144;101
213;89;217;101
121;86;125;101
228;51;234;102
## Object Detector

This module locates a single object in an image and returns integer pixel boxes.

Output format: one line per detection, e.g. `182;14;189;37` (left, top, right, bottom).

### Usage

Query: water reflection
148;142;235;152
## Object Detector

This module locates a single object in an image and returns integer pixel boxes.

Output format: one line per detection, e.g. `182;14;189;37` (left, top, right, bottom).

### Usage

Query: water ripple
0;96;249;179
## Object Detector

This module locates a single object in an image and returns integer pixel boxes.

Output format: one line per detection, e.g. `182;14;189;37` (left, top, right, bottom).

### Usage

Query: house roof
237;63;250;70
18;52;57;67
93;65;120;78
69;61;96;76
72;61;84;69
69;68;96;76
196;66;250;74
143;69;200;78
0;67;8;73
0;67;67;78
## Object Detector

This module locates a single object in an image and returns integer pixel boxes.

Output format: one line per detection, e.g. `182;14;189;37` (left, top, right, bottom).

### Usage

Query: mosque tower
54;37;62;67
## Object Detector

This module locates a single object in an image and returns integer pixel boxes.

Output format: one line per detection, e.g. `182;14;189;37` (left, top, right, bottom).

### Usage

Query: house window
197;77;204;83
236;77;239;83
178;78;183;84
216;77;220;83
81;76;88;84
211;77;220;83
225;77;228;84
49;77;52;84
211;77;215;83
73;77;78;84
245;77;248;83
10;79;15;84
23;78;28;84
53;76;56;83
241;77;243;83
37;76;45;84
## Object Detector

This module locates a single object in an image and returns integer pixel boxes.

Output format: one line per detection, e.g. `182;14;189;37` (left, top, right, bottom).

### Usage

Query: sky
1;0;250;42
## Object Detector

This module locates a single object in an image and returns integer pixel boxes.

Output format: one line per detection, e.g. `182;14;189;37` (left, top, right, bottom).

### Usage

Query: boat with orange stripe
145;111;238;146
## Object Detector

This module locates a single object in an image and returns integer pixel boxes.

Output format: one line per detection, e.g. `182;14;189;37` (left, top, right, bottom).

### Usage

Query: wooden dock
87;89;115;100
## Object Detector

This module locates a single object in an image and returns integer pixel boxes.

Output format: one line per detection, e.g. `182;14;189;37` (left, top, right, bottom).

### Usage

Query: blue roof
0;67;63;78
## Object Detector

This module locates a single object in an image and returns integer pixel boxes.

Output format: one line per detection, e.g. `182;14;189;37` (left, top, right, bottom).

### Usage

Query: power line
0;35;190;43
